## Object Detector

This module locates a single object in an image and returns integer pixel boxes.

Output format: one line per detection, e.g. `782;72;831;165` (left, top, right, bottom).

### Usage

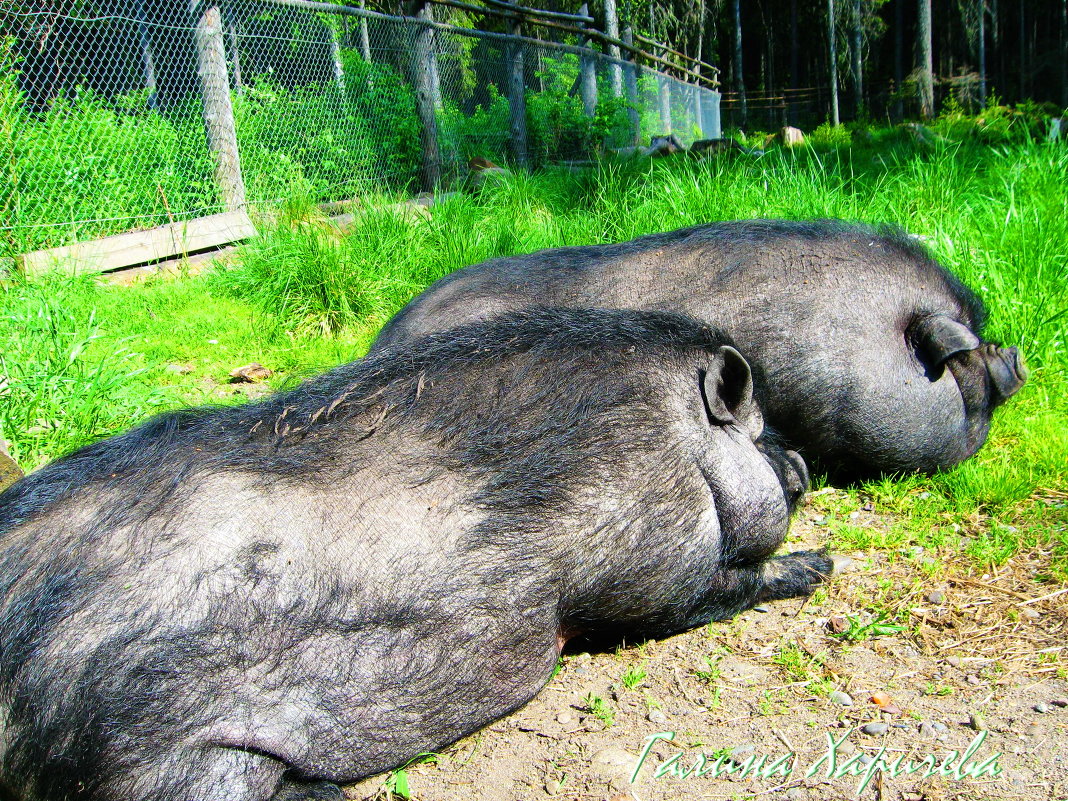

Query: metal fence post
190;0;246;212
578;3;598;118
507;8;528;167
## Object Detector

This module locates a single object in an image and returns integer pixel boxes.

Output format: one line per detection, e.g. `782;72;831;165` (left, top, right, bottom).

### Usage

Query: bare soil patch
343;498;1068;801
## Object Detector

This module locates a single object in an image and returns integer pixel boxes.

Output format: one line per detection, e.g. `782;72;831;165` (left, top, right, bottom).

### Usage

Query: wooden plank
17;211;257;277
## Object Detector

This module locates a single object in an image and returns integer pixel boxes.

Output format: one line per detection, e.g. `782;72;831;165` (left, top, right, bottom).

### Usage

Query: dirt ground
342;496;1068;801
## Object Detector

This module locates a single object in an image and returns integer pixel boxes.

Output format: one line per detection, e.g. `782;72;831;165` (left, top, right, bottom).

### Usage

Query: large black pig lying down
371;219;1028;477
0;308;834;801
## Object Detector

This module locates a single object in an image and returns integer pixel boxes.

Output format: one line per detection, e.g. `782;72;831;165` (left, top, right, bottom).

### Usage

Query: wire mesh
0;0;722;261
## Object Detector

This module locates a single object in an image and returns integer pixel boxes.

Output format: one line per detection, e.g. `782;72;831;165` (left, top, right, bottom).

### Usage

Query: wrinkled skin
371;220;1027;477
0;309;833;801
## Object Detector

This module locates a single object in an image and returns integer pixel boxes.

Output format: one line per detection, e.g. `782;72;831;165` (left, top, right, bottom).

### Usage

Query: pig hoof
758;550;835;601
271;780;345;801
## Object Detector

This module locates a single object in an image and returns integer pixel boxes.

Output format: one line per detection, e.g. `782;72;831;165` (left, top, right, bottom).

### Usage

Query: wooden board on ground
17;210;258;277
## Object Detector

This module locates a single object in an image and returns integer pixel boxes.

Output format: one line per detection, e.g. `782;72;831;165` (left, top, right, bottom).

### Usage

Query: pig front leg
677;550;835;630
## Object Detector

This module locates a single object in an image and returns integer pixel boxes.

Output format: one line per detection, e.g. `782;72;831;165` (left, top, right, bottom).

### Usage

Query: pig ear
701;346;764;439
913;314;981;366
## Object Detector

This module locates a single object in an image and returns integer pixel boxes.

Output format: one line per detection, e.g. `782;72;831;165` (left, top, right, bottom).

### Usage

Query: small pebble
925;590;945;604
829;690;854;707
752;605;770;613
849;511;860;520
1020;607;1041;620
918;491;931;500
968;713;987;732
785;788;805;801
544;780;561;795
966;674;981;686
573;667;588;676
647;709;667;725
858;754;873;766
837;741;857;756
556;712;574;725
946;656;962;668
1034;702;1051;714
932;721;948;732
862;502;874;512
918;722;937;737
870;691;892;707
813;515;828;526
1052;698;1068;708
861;722;888;736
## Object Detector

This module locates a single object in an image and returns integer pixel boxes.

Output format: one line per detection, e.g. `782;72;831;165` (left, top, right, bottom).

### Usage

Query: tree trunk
1018;1;1025;101
329;24;345;90
917;0;934;119
851;0;863;117
732;0;746;129
893;0;903;119
977;0;986;108
507;14;527;166
409;2;441;189
579;2;598;118
789;0;799;124
134;0;158;110
358;0;372;62
828;0;840;125
622;24;640;143
190;0;246;211
604;0;623;97
1062;0;1068;108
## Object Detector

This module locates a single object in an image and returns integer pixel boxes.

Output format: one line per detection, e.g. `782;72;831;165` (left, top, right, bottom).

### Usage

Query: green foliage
809;122;852;147
934;93;1060;144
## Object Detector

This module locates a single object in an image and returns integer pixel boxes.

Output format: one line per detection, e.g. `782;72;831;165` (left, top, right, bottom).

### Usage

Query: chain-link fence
0;0;720;262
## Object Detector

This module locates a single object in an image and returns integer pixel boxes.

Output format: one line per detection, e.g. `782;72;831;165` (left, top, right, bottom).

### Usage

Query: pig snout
985;344;1027;404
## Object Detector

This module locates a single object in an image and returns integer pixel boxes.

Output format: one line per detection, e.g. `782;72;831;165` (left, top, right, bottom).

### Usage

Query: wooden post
507;7;528;166
578;3;598;118
410;2;441;189
190;0;246;212
622;24;640;143
603;0;623;97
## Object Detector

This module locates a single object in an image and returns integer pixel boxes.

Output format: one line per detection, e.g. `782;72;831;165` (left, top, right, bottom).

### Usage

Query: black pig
0;308;832;801
371;220;1027;476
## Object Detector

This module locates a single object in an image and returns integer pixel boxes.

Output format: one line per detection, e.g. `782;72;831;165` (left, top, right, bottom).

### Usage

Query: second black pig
0;308;831;801
371;219;1027;477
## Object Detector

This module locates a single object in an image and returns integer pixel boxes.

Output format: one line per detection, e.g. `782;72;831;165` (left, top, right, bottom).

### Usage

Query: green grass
2;129;1066;575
